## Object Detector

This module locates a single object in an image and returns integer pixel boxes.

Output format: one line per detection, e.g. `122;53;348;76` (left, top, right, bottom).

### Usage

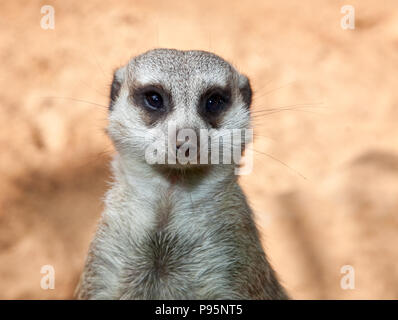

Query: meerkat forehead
126;49;236;90
108;48;252;129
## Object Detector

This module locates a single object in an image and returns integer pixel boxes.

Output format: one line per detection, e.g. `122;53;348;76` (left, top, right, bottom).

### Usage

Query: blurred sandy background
1;0;397;299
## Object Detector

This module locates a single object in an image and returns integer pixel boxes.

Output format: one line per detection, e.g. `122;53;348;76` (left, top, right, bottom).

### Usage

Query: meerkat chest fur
77;49;287;300
99;158;252;299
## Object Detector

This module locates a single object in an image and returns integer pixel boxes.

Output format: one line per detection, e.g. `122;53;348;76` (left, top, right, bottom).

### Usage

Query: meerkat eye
144;91;164;110
205;93;227;114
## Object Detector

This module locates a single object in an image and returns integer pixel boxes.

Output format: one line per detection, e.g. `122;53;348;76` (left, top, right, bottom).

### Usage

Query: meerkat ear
109;66;126;111
238;74;252;108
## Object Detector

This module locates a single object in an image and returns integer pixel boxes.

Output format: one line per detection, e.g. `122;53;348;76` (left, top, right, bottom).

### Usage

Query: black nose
176;140;190;157
176;140;184;150
175;131;191;150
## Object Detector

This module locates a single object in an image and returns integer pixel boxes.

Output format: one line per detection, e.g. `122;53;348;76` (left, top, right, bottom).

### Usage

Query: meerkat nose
175;139;184;150
175;131;190;149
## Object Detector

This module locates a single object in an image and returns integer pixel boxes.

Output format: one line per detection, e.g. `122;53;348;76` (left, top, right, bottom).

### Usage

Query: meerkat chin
76;48;288;300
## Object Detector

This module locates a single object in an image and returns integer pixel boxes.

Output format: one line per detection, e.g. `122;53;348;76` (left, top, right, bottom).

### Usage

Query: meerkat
76;48;288;299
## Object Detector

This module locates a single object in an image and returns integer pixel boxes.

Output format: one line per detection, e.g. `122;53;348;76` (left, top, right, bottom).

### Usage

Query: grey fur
76;49;288;300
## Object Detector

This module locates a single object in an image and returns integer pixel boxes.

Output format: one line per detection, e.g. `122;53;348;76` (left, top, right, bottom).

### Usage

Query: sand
0;0;397;299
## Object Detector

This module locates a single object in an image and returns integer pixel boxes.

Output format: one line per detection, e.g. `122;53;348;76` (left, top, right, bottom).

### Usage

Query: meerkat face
107;49;252;171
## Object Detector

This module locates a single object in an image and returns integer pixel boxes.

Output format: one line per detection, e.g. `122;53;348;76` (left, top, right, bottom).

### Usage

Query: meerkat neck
112;153;238;195
105;154;241;242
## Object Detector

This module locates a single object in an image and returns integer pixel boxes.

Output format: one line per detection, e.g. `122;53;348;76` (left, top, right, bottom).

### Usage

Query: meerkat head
107;49;252;174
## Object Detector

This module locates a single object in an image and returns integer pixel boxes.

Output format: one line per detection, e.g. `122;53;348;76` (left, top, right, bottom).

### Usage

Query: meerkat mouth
153;162;212;184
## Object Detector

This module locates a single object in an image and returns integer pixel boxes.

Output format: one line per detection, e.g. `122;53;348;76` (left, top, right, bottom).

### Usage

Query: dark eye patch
239;76;252;108
198;86;232;128
205;93;227;114
109;72;122;111
130;84;173;126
